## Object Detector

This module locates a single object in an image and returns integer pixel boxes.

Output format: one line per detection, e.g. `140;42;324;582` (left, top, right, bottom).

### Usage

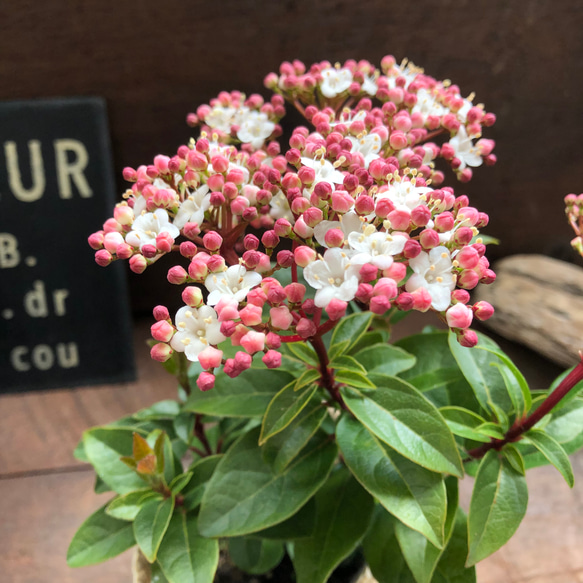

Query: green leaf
547;366;583;411
94;475;112;494
184;369;295;417
173;413;195;444
335;369;377;389
182;455;223;511
395;523;442;583
260;384;317;444
362;507;416;583
229;537;284;575
438;407;491;443
84;428;146;494
539;398;583;443
341;377;463;477
157;513;219;583
329;354;367;374
337;416;447;548
524;429;574;487
170;472;193;494
292;468;375;583
134;496;175;563
286;342;320;366
198;428;337;537
252;497;316;540
348;331;387;355
467;450;528;565
448;331;513;415
67;503;136;567
432;509;476;583
106;489;161;521
328;339;350;361
502;444;525;475
330;312;374;355
73;438;88;462
146;430;177;486
150;562;170;582
262;400;327;473
134;400;181;421
294;369;321;391
352;344;416;376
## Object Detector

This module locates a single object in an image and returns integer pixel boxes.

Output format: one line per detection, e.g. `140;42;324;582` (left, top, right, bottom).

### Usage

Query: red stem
310;335;348;411
467;359;583;459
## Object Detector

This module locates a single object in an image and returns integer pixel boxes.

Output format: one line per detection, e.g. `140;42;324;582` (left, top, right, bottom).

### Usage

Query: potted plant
69;55;583;583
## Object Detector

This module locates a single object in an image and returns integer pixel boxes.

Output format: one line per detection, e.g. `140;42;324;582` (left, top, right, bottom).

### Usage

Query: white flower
347;224;408;269
303;247;362;308
412;88;447;117
348;133;382;168
173;184;211;229
406;247;456;311
269;191;294;222
454;94;474;123
320;67;353;98
362;74;378;96
330;109;367;127
205;105;238;133
237;111;275;149
300;157;345;188
374;180;432;214
313;210;362;247
171;305;226;362
449;126;483;170
205;265;262;306
125;209;180;250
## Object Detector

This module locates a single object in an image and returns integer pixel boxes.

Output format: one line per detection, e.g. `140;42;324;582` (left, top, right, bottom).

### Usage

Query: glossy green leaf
348;331;386;355
547;366;583;411
467;450;528;565
352;344;416;376
292;468;375;583
73;438;88;462
335;369;377;389
328;339;350;361
539;398;583;443
170;472;193;494
448;331;512;414
337;416;447;548
341;377;463;477
198;428;337;537
252;497;316;540
182;455;223;511
184;369;294;417
330;312;374;355
524;429;574;487
294;369;321;391
260;383;317;444
229;537;284;575
106;489;161;521
134;496;175;563
438;407;491;443
94;475;112;494
67;503;136;567
84;428;146;494
362;507;416;583
286;342;319;367
150;562;170;582
262;400;327;473
157;513;219;583
173;413;195;444
329;354;367;374
502;444;525;475
134;400;181;421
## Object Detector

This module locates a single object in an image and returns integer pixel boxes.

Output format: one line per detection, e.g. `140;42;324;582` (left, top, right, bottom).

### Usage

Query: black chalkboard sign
0;97;135;393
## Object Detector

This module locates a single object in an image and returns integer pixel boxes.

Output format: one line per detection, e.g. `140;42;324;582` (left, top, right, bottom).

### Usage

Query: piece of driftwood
475;254;583;367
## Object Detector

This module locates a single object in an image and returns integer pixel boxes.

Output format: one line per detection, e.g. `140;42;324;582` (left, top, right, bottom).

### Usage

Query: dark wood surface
1;318;582;582
1;1;581;312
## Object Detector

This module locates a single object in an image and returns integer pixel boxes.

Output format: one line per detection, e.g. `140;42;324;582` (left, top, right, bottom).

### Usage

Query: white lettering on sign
23;280;70;317
54;139;93;199
0;233;20;268
10;342;80;371
4;140;46;202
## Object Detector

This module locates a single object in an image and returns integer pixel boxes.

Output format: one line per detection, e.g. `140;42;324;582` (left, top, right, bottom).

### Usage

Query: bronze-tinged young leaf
157;513;219;583
292;468;375;583
67;503;136;567
134;496;175;563
133;432;154;461
337;416;447;549
136;454;157;476
198;428;337;537
341;377;463;477
467;450;528;566
228;538;284;575
352;344;416;376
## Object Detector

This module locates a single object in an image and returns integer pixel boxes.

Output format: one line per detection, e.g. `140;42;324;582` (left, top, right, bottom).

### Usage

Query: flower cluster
565;193;583;257
89;55;497;391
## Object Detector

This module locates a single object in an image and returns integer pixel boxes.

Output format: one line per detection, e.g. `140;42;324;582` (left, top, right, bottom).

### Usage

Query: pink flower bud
411;205;431;227
370;295;391;314
153;305;170;321
293;216;314;239
403;239;421;259
151;320;174;342
210;191;226;206
220;321;237;337
357;263;377;283
452;289;470;304
262;230;280;249
274;218;292;237
374;277;398;299
156;232;174;253
95;249;113;266
207;173;224;191
113;205;134;225
198;346;224;370
296;318;317;339
167;265;188;285
456;246;480;269
129;254;147;273
246;288;267;307
411;287;433;312
419;229;440;250
230;324;249;347
270;306;294;330
473;301;495;321
446;303;473;329
388;209;411;231
207;255;226;273
481;269;496;284
182;286;203;308
375;198;395;219
123;167;138;182
231;196;250;216
239;304;263;326
88;231;105;250
303;207;324;228
276;250;294;268
142;244;158;258
262;350;282;369
331;190;355;213
265;332;282;350
104;231;124;253
302;299;317;314
395;292;414;311
187;150;208;171
188;258;208;281
434;212;455;232
196;371;216;391
294;245;317;267
215;298;240;322
355;195;375;216
151;342;173;362
453;227;474;246
223;359;240;378
355;283;373;303
241;331;266;354
389;130;408;150
267;286;287;306
183;222;201;240
457;206;479;226
325;299;348;321
458;269;480;289
323;228;344;248
243;234;260;250
383;262;406;283
298;166;316;186
457;329;478;348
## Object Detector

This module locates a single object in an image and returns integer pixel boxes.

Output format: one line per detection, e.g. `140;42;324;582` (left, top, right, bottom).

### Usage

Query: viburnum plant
566;193;583;258
70;57;583;583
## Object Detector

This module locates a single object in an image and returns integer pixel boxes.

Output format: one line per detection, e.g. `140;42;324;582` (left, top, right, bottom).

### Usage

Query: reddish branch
310;335;348;411
467;359;583;459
